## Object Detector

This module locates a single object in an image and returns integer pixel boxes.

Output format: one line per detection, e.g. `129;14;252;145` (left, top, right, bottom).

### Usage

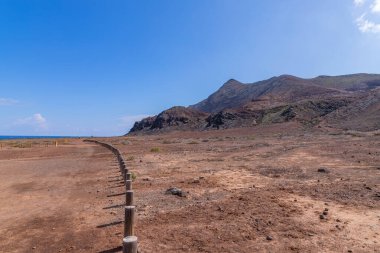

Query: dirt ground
0;125;379;252
0;139;125;252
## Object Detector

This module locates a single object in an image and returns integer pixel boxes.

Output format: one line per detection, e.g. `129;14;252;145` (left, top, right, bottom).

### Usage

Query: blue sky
0;0;379;136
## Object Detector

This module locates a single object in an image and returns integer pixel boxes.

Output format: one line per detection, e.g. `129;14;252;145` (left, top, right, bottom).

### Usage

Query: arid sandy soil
0;125;379;252
0;139;125;252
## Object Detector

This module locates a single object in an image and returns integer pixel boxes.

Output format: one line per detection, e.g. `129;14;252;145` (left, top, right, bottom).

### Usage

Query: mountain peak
276;74;301;81
190;73;380;113
221;78;243;87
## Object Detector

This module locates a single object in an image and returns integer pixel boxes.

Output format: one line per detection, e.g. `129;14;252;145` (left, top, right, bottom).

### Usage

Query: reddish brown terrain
0;139;125;252
1;126;379;252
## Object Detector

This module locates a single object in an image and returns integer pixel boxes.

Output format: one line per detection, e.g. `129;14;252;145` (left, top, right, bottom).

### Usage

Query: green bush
150;147;160;152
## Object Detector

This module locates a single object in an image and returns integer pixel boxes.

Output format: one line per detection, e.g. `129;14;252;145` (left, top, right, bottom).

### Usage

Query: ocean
0;136;79;140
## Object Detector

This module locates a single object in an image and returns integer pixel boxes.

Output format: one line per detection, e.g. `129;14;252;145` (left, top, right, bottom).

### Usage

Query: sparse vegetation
126;156;135;161
10;142;30;148
121;140;131;145
150;147;160;152
344;131;365;137
131;172;137;181
247;135;255;140
1;128;379;252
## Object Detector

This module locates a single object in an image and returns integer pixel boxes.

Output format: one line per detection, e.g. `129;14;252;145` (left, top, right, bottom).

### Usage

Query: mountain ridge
128;73;380;135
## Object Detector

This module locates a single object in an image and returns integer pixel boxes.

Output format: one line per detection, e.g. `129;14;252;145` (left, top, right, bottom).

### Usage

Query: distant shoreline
0;136;82;140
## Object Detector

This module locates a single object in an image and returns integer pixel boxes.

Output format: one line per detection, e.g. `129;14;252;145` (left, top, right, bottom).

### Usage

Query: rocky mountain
128;74;380;134
323;88;380;131
190;74;380;113
130;107;209;134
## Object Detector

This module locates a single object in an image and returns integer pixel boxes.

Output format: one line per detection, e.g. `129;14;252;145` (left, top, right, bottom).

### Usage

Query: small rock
165;187;187;197
323;211;328;215
317;167;329;173
319;214;325;220
266;235;273;241
32;247;36;250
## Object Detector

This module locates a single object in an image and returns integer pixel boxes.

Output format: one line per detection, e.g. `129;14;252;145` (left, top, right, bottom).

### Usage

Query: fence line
84;139;138;253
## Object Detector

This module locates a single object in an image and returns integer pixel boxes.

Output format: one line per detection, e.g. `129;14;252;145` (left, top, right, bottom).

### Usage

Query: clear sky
0;0;379;136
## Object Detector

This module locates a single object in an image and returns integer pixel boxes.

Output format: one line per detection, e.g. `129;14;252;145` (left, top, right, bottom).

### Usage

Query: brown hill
128;74;380;134
323;88;380;131
190;74;380;113
129;106;208;134
205;97;353;129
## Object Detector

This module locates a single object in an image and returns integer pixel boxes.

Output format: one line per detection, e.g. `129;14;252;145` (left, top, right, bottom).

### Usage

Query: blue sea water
0;136;79;140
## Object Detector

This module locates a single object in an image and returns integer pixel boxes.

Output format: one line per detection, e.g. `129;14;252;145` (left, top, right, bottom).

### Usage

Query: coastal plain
0;126;379;252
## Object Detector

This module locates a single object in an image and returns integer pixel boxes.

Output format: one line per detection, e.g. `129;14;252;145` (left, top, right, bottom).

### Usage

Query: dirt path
0;140;125;253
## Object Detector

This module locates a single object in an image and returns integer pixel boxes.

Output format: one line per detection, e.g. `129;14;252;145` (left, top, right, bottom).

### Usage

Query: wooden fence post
123;236;137;253
83;139;138;252
125;180;132;191
126;190;134;206
124;206;135;237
